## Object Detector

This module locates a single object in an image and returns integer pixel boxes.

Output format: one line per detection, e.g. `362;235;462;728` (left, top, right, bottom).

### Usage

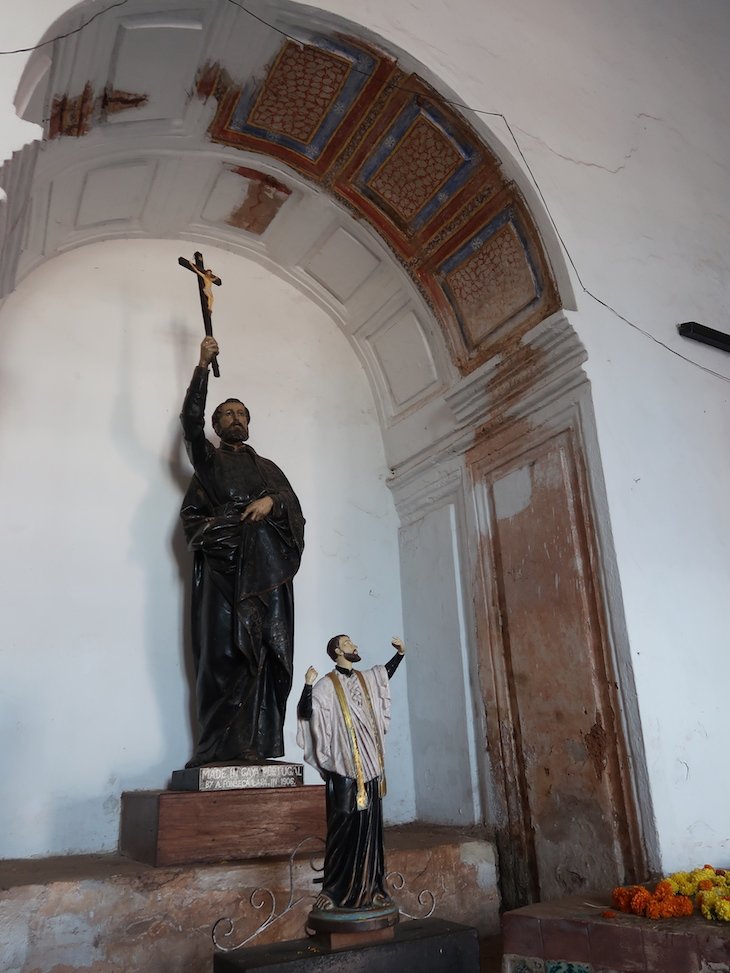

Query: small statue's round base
306;901;400;934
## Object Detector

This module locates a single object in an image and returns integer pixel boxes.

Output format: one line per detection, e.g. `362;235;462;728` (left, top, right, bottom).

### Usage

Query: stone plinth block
501;893;730;973
214;918;480;972
120;785;326;866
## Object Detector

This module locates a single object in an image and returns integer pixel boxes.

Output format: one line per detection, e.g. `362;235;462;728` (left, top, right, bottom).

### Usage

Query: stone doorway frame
393;313;658;910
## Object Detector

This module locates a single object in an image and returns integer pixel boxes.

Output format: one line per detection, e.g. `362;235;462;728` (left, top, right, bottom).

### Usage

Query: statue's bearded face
337;636;361;663
215;402;249;443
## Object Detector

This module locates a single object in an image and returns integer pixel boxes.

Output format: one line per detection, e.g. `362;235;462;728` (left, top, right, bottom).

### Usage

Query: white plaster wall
1;0;729;872
0;238;414;858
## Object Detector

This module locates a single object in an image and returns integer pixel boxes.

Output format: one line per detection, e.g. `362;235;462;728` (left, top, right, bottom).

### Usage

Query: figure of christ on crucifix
178;251;222;376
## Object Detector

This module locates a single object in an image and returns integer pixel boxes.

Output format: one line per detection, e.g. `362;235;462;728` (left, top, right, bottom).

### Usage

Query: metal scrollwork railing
212;835;326;952
385;870;437;920
211;839;439;951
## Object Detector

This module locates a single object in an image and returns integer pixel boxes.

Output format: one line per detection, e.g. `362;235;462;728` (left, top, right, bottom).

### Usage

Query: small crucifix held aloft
178;251;222;377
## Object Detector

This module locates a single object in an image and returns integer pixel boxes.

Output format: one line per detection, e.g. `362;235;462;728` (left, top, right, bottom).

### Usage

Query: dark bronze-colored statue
180;336;305;765
297;634;406;930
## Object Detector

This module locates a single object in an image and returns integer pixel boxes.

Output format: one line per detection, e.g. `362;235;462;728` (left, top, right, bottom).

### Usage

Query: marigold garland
612;864;730;922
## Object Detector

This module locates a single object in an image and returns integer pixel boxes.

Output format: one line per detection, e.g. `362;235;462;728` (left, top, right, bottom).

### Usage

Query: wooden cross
178;251;222;377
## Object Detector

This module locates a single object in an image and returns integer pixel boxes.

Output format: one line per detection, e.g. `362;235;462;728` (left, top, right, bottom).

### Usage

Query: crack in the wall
514;124;639;174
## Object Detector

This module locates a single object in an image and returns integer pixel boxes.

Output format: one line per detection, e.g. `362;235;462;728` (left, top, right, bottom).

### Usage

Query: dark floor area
481;933;503;971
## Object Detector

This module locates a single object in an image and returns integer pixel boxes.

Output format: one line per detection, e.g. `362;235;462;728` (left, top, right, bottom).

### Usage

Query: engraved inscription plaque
170;762;304;792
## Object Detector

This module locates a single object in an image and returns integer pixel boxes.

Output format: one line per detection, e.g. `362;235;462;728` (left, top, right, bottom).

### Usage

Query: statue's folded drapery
181;367;305;764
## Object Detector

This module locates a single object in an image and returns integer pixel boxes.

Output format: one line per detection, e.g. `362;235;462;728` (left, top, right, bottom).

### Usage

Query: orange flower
612;886;636;912
655;880;675;900
631;887;651;915
677;896;694;916
699;879;713;891
646;900;662;919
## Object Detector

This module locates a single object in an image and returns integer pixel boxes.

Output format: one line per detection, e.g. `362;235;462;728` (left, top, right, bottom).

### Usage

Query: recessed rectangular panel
76;161;156;227
356;101;479;233
106;17;204;124
400;502;475;822
369;309;440;409
487;433;628;897
201;166;251;225
201;165;291;235
303;227;380;303
441;210;540;349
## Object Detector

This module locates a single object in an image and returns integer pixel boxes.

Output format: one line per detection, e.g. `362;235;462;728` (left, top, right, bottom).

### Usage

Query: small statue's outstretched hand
391;636;405;655
305;666;319;685
199;336;219;367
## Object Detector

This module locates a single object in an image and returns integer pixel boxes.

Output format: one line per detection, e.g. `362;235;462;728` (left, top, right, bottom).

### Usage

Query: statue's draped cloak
180;367;305;763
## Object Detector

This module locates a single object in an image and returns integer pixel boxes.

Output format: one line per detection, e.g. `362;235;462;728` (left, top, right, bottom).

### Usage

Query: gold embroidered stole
328;672;369;810
355;671;387;799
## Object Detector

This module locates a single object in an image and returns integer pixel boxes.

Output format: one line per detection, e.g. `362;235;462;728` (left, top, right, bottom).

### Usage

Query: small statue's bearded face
337;636;361;663
215;402;250;444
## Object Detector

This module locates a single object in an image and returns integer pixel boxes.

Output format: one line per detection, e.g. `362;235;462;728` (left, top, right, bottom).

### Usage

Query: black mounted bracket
678;321;730;354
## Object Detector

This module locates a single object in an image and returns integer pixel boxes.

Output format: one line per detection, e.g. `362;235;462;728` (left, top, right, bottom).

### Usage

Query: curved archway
0;0;655;908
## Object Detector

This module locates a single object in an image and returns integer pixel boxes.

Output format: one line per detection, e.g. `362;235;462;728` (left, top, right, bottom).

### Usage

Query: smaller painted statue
296;633;406;931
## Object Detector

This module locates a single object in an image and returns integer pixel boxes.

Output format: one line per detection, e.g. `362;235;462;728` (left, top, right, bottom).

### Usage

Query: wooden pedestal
120;785;326;867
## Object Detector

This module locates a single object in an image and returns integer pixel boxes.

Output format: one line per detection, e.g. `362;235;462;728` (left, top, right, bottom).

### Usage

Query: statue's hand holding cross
179;250;222;377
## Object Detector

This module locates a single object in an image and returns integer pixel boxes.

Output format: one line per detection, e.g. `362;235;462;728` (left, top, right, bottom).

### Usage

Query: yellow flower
668;871;696;896
700;890;719;919
716;898;730;922
692;868;716;884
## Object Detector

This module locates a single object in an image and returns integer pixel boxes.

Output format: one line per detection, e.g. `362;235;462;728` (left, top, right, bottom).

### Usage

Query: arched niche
1;0;656;906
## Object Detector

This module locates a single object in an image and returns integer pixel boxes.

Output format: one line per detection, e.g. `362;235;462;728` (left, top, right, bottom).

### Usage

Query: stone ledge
502;894;730;973
0;826;499;973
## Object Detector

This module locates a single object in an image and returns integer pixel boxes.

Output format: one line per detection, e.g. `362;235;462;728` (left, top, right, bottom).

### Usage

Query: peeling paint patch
49;84;94;138
584;713;608;781
102;89;148;115
459;840;498;891
49;84;148;138
196;62;237;104
227;166;292;234
493;464;532;520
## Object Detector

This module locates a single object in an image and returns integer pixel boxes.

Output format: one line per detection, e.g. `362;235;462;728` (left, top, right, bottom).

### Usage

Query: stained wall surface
0;0;728;875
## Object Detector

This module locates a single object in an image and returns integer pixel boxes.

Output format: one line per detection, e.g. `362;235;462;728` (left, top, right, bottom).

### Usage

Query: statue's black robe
180;367;305;764
322;773;386;909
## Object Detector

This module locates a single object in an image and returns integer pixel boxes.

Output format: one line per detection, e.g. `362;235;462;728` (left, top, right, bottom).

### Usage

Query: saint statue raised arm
180;335;305;765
